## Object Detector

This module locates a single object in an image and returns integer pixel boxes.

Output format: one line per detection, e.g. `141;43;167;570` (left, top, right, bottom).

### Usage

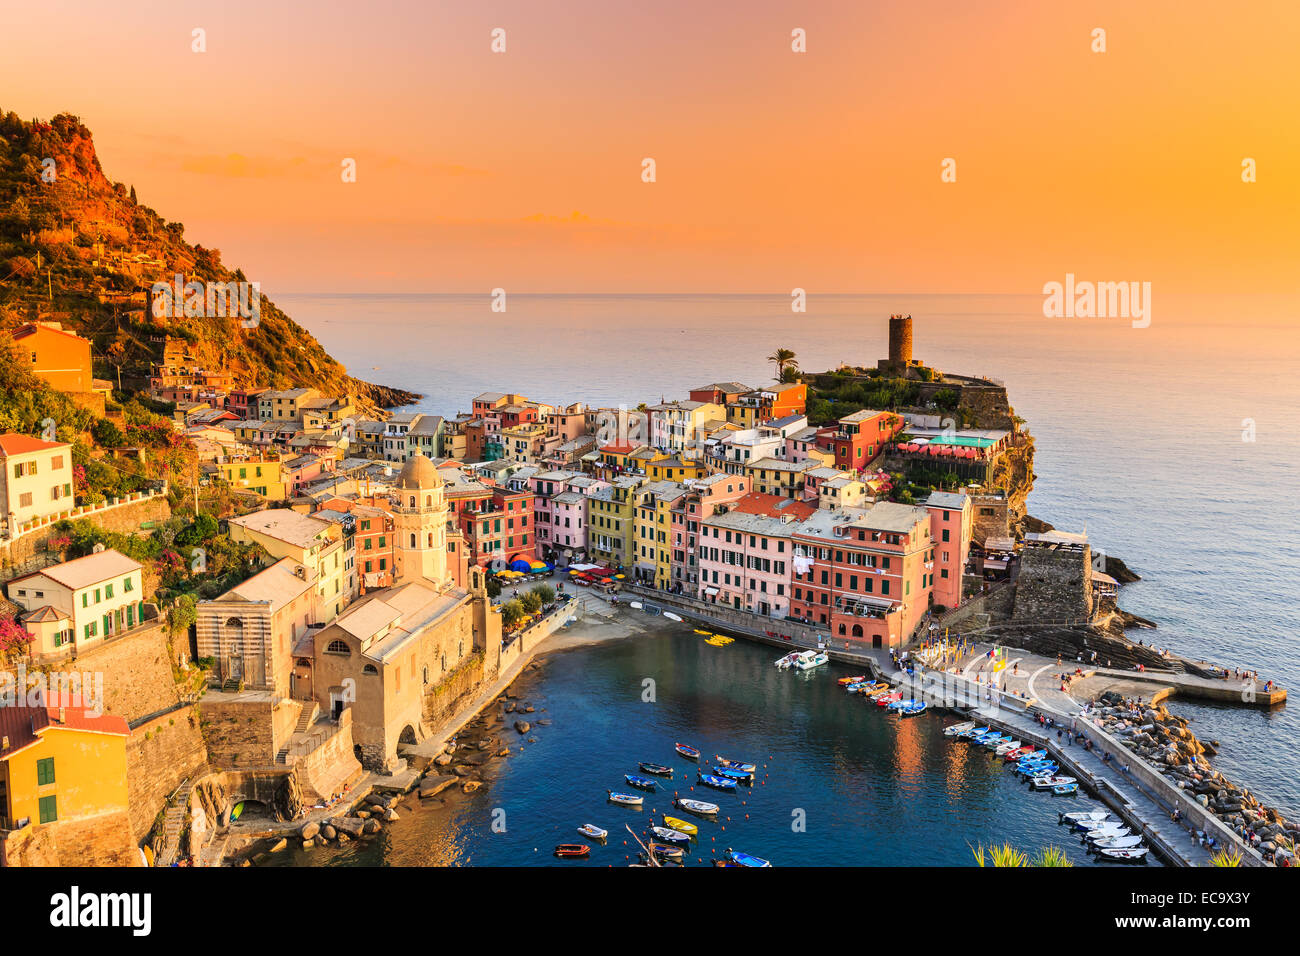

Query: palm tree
971;842;1074;867
1208;849;1242;867
768;348;798;382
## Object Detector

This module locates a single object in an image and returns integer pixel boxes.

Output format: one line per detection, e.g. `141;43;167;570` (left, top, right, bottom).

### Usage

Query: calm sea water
265;629;1124;867
281;292;1300;820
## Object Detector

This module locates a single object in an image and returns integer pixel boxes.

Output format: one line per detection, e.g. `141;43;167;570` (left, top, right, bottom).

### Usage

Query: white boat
994;740;1023;755
1097;846;1149;863
1091;834;1143;850
774;652;802;669
794;651;829;671
629;601;643;610
1074;817;1121;832
1060;809;1110;825
1083;824;1132;841
1030;775;1077;790
663;612;683;622
944;721;975;737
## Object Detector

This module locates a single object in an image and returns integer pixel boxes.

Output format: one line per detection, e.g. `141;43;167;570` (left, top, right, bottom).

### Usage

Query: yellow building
0;705;129;837
632;481;686;588
217;454;291;500
646;456;710;483
745;457;818;498
588;475;644;567
228;508;351;622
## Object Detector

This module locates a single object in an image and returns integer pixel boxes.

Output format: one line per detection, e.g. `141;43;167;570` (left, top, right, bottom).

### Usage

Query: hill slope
0;111;418;415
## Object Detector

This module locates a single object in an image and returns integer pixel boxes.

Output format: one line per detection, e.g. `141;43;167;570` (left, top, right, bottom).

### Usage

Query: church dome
395;453;442;490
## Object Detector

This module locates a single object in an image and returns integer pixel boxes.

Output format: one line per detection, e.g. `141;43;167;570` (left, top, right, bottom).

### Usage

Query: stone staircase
153;778;194;866
276;703;321;764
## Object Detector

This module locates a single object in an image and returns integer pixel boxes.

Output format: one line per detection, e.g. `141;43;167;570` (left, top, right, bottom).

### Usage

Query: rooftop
11;548;141;592
229;509;336;549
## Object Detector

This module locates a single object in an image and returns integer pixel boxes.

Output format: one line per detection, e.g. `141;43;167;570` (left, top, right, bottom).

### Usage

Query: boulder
363;818;382;834
462;781;482;793
333;817;365;838
299;821;320;841
420;775;457;798
321;825;337;841
515;721;531;734
384;808;400;822
269;838;288;853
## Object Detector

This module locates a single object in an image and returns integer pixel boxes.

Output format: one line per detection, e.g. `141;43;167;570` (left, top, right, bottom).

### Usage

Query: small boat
675;798;719;816
664;612;683;622
725;849;772;868
650;842;685;861
1031;775;1077;790
698;629;717;637
1084;826;1133;843
995;740;1023;755
697;772;738;791
899;701;928;717
712;859;740;867
875;692;903;706
638;762;674;777
577;824;608;840
794;651;829;671
1097;847;1148;863
629;601;643;609
1091;834;1144;851
625;774;658;791
662;815;699;835
675;743;701;760
983;734;1013;748
651;826;691;844
846;681;872;693
1074;817;1122;832
1052;783;1079;796
607;791;644;806
555;844;590;858
960;726;990;739
838;674;869;686
711;766;753;783
774;651;802;669
944;721;976;737
1061;809;1111;825
1004;747;1038;761
865;684;894;698
1019;764;1060;779
715;756;757;773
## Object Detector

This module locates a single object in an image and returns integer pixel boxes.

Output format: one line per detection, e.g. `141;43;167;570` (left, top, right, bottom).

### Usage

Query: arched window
410;533;417;548
425;494;432;507
409;495;416;508
362;664;378;675
851;624;864;638
427;532;434;547
325;639;350;655
837;623;846;635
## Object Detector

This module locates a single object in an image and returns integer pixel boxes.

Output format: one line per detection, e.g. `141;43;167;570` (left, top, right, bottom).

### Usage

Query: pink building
667;473;752;594
924;491;972;611
696;493;815;618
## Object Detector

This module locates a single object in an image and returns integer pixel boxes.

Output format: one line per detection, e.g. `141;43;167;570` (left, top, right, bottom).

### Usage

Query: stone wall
126;704;209;840
199;695;302;769
293;708;364;804
936;581;1016;634
1013;542;1094;623
422;651;486;732
0;809;140;867
46;621;181;725
0;494;170;584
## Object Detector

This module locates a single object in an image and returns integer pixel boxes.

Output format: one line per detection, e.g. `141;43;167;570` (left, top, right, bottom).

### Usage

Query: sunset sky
3;0;1297;296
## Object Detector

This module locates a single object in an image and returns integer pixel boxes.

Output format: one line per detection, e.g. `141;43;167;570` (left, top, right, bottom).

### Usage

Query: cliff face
0;111;418;417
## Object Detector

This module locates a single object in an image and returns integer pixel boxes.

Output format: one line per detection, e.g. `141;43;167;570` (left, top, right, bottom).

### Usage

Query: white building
7;549;146;661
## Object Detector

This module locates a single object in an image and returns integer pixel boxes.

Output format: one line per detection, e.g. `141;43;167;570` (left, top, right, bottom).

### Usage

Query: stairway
153;782;192;867
294;702;319;734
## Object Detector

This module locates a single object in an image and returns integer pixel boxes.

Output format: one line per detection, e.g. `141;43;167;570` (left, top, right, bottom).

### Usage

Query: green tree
167;594;197;639
500;599;525;628
520;590;543;615
530;583;556;606
767;347;798;382
486;577;502;599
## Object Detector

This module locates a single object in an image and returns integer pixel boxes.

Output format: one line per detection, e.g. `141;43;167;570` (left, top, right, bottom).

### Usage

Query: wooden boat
1096;846;1148;863
607;790;644;806
711;765;753;783
651;826;691;844
875;692;903;706
577;824;608;840
1052;783;1079;796
1010;749;1047;763
1083;826;1132;843
1061;809;1110;824
898;701;928;717
555;844;590;858
1018;763;1059;778
675;797;719;815
697;772;738;790
638;762;674;776
675;742;701;759
725;848;772;868
715;756;757;773
838;674;869;686
994;740;1023;755
625;773;658;791
662;815;699;835
845;681;872;693
1074;817;1123;832
944;721;976;737
1031;775;1077;790
649;842;685;860
960;726;990;739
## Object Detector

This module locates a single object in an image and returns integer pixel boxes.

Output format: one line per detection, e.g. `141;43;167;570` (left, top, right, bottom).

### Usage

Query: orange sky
3;0;1297;296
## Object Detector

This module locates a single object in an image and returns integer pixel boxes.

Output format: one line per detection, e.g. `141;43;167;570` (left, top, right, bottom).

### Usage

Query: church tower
392;453;449;586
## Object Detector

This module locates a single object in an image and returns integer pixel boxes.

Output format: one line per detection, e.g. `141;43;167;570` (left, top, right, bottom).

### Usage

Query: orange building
7;322;110;414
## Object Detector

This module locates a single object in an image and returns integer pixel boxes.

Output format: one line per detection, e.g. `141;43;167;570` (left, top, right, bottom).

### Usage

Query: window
325;639;350;655
123;577;134;593
39;795;58;824
37;757;55;786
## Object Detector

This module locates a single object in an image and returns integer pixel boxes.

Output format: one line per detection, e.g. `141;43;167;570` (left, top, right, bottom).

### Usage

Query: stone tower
888;314;913;368
392;453;449;586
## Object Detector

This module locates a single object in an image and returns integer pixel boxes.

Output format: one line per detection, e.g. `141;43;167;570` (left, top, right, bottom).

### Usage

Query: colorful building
0;433;75;538
815;409;903;474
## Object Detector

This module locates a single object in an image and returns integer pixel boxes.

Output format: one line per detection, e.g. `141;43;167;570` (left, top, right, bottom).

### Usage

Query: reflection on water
267;628;1138;867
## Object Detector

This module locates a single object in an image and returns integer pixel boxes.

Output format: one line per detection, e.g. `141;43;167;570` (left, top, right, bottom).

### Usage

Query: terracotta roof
0;706;129;761
0;433;68;456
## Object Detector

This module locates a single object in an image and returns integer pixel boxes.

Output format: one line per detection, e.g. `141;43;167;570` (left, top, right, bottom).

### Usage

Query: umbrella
509;559;533;572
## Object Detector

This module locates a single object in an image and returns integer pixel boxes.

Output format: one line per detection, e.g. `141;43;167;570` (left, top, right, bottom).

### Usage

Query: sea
271;291;1299;862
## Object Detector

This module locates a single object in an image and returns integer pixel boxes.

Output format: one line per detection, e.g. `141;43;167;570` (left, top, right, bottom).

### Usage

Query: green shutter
39;795;58;824
36;757;55;785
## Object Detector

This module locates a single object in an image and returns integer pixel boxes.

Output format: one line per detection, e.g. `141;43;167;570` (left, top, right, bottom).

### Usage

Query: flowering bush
0;617;32;657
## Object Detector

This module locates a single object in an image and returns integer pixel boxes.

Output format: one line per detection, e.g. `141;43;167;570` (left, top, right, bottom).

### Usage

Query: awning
704;587;719;596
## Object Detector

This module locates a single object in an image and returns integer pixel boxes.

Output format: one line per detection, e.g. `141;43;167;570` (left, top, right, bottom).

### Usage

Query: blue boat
675;743;701;759
625;774;658;791
638;762;674;777
961;726;990;739
711;765;753;783
715;756;757;773
1052;783;1079;796
607;791;644;806
725;849;772;868
697;773;738;791
898;701;928;717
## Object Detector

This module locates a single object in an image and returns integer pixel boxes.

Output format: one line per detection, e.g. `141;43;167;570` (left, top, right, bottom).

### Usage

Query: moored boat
838;674;869;686
794;651;829;671
960;726;990;739
577;824;607;840
675;798;719;816
1052;783;1079;796
715;756;757;773
697;772;738;790
1060;809;1110;825
1030;775;1077;790
725;848;772;868
711;765;753;783
1091;834;1143;851
625;773;658;791
875;691;903;707
607;790;644;806
1096;847;1148;863
898;700;928;717
664;612;683;622
651;826;691;843
638;762;674;776
995;740;1023;755
555;844;590;858
662;814;699;835
944;721;976;737
1083;826;1132;843
774;652;801;669
675;742;701;759
649;842;685;861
